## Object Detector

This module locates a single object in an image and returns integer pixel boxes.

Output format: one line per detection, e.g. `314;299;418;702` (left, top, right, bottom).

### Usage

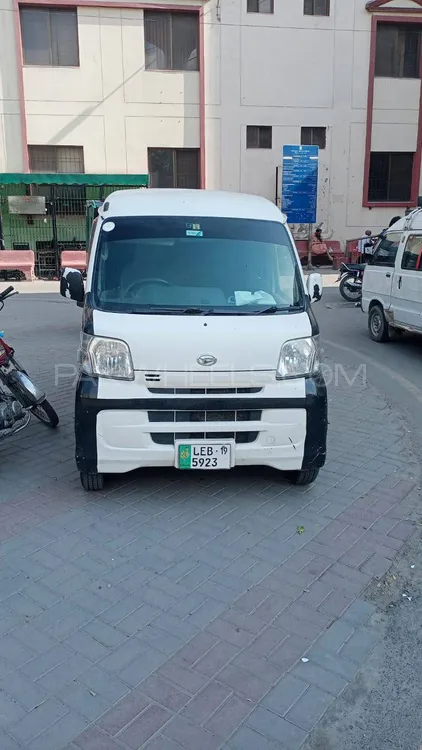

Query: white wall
1;0;422;244
0;0;25;171
23;2;201;174
372;78;419;151
207;0;422;242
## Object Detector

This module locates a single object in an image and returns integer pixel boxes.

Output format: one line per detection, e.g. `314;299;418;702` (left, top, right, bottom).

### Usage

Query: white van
362;210;422;342
60;189;327;491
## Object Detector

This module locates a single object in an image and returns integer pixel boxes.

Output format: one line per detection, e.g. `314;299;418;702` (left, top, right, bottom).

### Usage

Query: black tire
31;399;59;428
339;274;362;303
80;471;105;492
368;304;390;342
290;467;320;486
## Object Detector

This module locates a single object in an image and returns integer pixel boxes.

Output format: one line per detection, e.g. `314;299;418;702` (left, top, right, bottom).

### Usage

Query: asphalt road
1;285;421;749
316;287;422;446
305;287;422;750
303;523;422;750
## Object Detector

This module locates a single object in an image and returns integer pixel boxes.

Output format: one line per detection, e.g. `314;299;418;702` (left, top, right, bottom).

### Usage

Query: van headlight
80;334;134;380
276;336;321;379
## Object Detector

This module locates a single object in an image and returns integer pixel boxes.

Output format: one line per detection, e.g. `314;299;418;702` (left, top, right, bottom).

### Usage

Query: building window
144;12;198;71
301;127;326;150
375;23;421;78
29;146;84;173
246;126;272;149
20;7;79;67
28;146;85;215
247;0;274;13
148;148;200;188
304;0;330;16
368;152;413;202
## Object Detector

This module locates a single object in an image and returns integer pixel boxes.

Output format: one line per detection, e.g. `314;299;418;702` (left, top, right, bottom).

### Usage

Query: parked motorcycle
337;262;365;303
0;286;59;439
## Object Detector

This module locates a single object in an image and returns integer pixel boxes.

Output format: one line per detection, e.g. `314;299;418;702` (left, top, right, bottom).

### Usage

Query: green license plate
177;442;231;470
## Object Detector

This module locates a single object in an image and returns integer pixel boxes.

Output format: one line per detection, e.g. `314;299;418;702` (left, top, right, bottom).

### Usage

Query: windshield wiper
127;305;300;316
180;307;215;315
247;305;287;314
253;306;279;314
244;304;303;315
128;306;214;315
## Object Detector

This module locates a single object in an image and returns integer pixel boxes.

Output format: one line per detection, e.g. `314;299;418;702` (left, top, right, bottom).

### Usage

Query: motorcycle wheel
339;274;362;303
31;399;59;428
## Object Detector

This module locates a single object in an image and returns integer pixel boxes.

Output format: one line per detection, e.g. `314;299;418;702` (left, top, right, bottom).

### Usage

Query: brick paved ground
0;293;419;749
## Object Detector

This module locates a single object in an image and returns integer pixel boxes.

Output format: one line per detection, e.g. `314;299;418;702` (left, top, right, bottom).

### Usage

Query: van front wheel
80;471;104;492
290;467;320;486
369;305;390;342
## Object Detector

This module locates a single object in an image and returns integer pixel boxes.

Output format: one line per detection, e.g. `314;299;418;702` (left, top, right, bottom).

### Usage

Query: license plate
176;442;232;470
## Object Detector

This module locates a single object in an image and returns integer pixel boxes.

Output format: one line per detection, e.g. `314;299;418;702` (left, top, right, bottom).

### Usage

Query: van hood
91;309;313;373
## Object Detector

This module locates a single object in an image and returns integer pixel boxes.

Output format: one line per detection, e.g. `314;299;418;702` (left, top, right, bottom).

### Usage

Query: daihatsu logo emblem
197;354;217;366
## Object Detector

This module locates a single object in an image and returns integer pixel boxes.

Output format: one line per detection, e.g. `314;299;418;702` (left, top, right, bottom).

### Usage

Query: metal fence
0;175;148;279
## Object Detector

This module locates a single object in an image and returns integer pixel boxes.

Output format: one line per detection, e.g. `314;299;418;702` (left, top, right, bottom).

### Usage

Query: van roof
388;210;422;232
100;189;287;224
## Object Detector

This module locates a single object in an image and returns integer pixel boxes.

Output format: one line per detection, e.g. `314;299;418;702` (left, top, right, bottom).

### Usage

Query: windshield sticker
102;221;115;233
185;222;203;237
186;229;203;237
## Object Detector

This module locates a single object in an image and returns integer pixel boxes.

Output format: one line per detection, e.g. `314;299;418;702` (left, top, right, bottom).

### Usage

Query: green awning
0;173;149;186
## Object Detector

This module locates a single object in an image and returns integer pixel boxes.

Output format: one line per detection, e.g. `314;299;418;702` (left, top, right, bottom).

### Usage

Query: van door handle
386;272;391;278
398;276;402;289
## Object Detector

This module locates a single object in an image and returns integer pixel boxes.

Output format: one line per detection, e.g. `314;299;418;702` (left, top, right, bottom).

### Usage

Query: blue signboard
281;145;319;224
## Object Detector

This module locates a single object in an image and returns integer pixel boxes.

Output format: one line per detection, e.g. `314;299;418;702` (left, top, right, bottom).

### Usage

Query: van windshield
91;216;304;314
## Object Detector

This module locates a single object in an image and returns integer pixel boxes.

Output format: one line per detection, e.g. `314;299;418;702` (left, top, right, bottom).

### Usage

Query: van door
365;231;401;309
391;232;422;330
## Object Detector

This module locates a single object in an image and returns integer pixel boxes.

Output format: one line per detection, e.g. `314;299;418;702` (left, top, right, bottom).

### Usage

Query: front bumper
75;375;327;475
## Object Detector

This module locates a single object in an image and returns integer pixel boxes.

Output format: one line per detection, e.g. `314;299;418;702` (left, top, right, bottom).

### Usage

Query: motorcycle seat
341;263;365;271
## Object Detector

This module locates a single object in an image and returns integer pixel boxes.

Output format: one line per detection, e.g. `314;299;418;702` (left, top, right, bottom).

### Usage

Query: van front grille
145;373;161;382
148;410;261;423
147;387;262;395
150;431;259;446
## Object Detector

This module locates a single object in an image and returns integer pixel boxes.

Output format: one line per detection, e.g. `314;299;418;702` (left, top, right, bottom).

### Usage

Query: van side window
401;234;422;271
371;232;401;268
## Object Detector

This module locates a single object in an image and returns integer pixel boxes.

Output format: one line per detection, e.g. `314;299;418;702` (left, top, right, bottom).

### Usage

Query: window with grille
247;0;274;13
144;12;198;71
28;146;86;215
375;23;421;78
29;145;84;173
304;0;330;16
368;152;414;203
246;126;272;149
20;7;79;66
301;127;326;150
148;148;200;188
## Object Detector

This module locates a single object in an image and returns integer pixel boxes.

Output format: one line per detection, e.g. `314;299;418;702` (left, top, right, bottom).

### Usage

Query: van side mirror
60;267;84;304
307;272;322;303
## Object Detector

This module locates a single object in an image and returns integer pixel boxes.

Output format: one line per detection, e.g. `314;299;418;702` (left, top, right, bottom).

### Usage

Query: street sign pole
281;145;319;270
307;223;313;271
